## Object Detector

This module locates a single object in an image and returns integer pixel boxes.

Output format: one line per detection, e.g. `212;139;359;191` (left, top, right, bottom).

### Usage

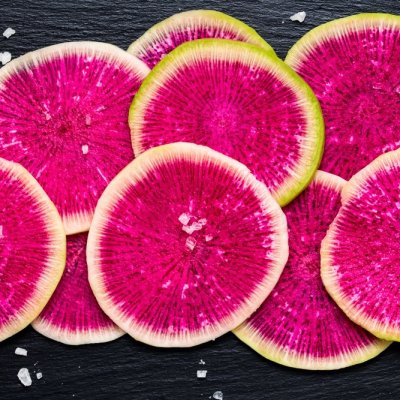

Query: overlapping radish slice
87;143;288;347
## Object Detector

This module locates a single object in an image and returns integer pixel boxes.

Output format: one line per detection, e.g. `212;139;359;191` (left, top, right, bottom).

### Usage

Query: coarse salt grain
81;144;89;155
15;347;28;356
185;236;197;251
197;370;207;379
213;391;223;400
17;368;32;387
290;11;306;23
178;212;191;225
0;52;12;65
3;27;15;39
36;372;43;380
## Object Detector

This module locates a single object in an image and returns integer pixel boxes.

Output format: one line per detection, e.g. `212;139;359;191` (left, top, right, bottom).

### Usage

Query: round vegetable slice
0;42;150;235
235;171;390;370
286;13;400;179
0;158;66;342
32;232;123;345
87;142;288;347
322;149;400;341
127;9;274;68
130;39;324;206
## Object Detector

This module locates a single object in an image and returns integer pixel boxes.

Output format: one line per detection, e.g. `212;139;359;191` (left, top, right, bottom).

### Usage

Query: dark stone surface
1;1;400;399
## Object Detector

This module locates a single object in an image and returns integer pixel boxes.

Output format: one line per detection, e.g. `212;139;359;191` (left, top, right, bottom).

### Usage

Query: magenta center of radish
0;52;146;229
139;60;305;195
95;154;283;337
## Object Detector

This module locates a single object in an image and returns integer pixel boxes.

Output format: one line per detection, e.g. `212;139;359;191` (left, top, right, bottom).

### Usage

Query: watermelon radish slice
32;233;123;345
130;39;324;206
0;158;66;342
0;42;150;235
127;9;274;68
235;171;390;370
322;149;400;341
286;13;400;180
87;142;289;347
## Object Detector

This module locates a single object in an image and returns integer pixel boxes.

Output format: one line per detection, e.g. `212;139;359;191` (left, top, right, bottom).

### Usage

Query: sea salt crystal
205;235;213;242
81;144;89;155
199;359;206;365
15;347;28;356
182;221;203;235
0;52;12;65
178;212;191;225
17;368;32;386
290;11;306;23
36;372;43;380
3;28;15;39
85;114;91;126
197;370;207;379
185;236;197;251
213;391;223;400
0;225;3;237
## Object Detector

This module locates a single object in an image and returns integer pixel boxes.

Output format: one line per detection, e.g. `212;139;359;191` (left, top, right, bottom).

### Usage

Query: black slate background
1;0;400;399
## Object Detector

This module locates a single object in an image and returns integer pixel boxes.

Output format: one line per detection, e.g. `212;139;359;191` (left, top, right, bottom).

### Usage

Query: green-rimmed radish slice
128;9;274;68
0;42;149;235
322;149;400;341
286;13;400;180
0;158;66;342
129;39;324;206
32;232;124;345
235;171;390;370
87;142;288;347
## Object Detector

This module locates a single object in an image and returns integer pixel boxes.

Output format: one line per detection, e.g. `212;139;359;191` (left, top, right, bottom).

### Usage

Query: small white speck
162;280;171;289
213;391;223;400
205;234;213;242
3;28;15;39
15;347;28;356
0;51;12;65
36;372;43;380
17;368;32;386
185;236;197;251
199;359;206;365
197;370;207;379
198;218;207;226
181;283;190;299
85;114;91;126
0;225;3;237
178;212;191;225
81;144;89;155
290;11;306;22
